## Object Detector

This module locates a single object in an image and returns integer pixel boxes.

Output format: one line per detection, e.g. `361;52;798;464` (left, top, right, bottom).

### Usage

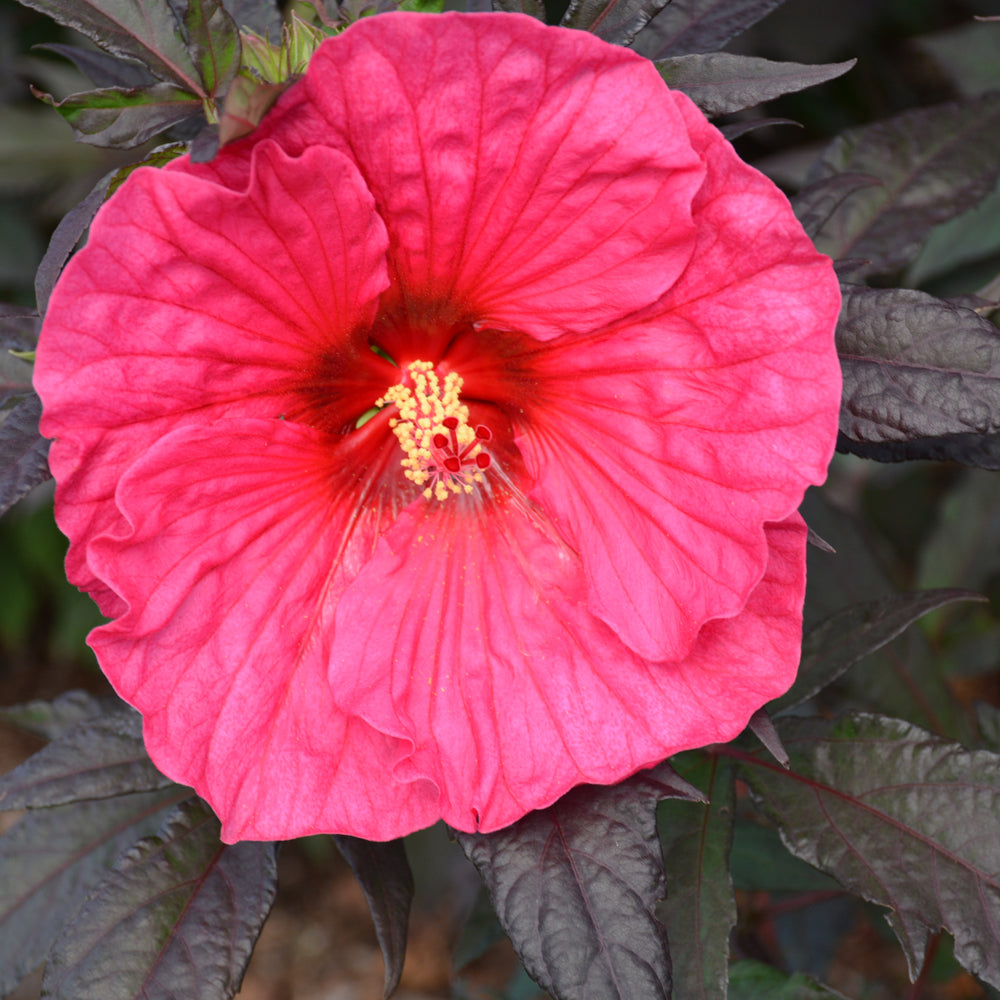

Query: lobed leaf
0;393;51;517
738;713;1000;987
456;763;701;1000
773;588;987;714
658;754;736;1000
0;709;176;811
807;94;1000;277
837;285;1000;468
42;798;278;1000
654;53;854;116
0;789;184;996
561;0;671;47
36;83;204;148
15;0;208;95
332;835;413;999
633;0;789;58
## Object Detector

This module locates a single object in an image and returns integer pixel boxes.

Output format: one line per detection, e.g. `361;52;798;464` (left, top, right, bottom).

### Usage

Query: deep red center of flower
293;308;536;507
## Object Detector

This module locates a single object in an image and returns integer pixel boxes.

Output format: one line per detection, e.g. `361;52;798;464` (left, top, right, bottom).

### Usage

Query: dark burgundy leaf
36;43;156;88
456;763;701;1000
560;0;671;47
0;709;175;811
837;285;1000;467
774;589;986;714
0;691;123;741
838;428;1000;466
738;713;1000;987
658;754;735;1000
15;0;209;94
36;172;114;315
719;117;799;141
0;789;185;997
491;0;545;17
333;835;413;999
0;350;34;406
729;960;848;999
633;0;789;58
807;94;1000;277
791;172;883;241
654;53;854;116
0;307;40;351
36;83;204;148
747;709;789;767
42;798;278;1000
0;394;51;517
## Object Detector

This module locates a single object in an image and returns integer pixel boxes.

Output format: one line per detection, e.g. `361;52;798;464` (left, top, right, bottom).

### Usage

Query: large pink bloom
35;12;841;842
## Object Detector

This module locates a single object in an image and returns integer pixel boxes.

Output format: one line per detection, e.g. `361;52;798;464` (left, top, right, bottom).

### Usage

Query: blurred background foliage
4;0;1000;997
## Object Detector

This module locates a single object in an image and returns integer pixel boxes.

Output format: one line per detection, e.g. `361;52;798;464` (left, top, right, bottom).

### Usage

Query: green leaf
0;708;176;810
800;492;968;740
42;798;278;1000
913;20;1000;99
0;789;185;996
658;754;736;1000
806;94;1000;277
773;589;986;714
917;470;1000;610
633;0;789;59
15;0;211;95
728;960;849;999
738;713;1000;988
730;820;839;893
172;0;240;98
332;835;413;1000
837;285;1000;467
37;83;204;148
560;0;671;47
653;54;854;116
453;885;506;972
0;393;51;517
457;764;702;1000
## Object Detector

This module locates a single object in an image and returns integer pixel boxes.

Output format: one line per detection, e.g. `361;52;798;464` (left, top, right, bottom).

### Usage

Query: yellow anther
376;360;491;501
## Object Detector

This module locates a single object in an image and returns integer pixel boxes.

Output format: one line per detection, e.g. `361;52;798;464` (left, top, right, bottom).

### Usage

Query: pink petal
302;12;704;339
35;140;390;606
328;501;807;834
88;418;439;842
520;102;841;662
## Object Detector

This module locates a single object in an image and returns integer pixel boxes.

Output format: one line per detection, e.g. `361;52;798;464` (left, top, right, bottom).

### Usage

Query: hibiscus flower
34;11;841;842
